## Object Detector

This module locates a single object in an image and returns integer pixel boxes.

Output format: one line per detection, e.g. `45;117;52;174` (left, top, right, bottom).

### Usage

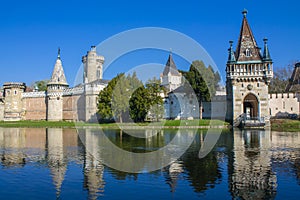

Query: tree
180;61;221;102
97;73;124;122
269;64;294;93
129;86;149;122
145;78;164;122
97;73;143;123
31;80;49;91
111;74;132;123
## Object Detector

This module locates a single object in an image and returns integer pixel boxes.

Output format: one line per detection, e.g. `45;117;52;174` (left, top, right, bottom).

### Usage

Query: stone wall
23;97;47;120
0;100;4;121
62;94;84;121
269;93;300;117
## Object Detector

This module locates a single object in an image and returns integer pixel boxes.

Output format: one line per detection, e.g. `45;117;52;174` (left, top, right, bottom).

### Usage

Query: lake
0;127;299;199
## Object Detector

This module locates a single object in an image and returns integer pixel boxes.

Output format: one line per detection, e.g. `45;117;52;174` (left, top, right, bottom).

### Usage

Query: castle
0;46;108;122
0;10;300;126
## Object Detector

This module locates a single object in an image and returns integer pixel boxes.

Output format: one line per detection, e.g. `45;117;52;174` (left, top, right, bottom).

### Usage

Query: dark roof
286;63;300;92
169;84;196;96
235;11;262;62
162;54;181;76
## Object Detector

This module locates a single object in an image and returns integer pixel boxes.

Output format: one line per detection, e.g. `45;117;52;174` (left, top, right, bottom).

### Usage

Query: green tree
129;86;149;122
31;80;49;91
98;72;143;123
97;73;124;122
180;61;220;102
145;78;164;122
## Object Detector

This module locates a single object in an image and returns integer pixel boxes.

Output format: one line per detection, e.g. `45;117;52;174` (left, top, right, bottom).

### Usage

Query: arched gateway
243;93;259;118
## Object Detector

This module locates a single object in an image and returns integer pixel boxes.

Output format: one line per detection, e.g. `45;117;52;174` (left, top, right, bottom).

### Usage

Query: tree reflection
181;131;222;193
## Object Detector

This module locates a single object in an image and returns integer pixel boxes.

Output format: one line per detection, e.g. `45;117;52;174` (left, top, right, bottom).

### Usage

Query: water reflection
0;127;299;199
230;129;277;199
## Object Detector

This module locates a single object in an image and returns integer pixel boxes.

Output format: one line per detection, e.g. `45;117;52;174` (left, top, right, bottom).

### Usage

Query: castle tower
2;82;26;121
82;46;107;122
47;49;69;121
160;53;182;92
226;10;273;125
82;46;105;84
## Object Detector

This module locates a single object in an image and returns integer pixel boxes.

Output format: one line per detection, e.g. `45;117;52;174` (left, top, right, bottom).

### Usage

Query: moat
0;127;300;199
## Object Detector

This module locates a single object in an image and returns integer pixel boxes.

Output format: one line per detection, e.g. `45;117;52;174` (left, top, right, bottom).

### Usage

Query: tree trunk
119;115;123;123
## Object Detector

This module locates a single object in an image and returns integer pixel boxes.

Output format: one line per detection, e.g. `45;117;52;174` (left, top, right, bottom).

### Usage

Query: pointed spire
48;49;68;86
262;38;272;61
235;9;262;62
228;41;236;63
57;47;61;60
242;9;248;18
162;52;180;76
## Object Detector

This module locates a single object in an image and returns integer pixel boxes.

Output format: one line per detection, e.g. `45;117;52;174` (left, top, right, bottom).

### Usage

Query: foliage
129;86;149;122
31;80;49;91
180;61;221;102
145;78;164;122
269;64;293;93
97;72;143;123
97;73;125;122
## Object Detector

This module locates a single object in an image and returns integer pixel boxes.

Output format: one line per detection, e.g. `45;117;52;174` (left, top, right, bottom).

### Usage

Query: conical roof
235;10;262;62
286;63;300;92
48;49;68;86
162;53;181;76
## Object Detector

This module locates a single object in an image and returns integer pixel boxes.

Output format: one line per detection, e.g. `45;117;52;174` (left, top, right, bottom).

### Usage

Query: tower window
97;67;101;79
245;49;251;57
14;90;17;95
257;83;260;87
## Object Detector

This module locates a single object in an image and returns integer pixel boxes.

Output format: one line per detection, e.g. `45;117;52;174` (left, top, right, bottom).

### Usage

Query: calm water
0;127;300;199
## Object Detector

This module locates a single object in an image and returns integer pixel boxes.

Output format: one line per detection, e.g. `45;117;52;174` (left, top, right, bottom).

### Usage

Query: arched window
245;49;251;57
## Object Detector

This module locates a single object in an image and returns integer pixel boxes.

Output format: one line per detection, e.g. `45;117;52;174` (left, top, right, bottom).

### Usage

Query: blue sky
0;0;300;87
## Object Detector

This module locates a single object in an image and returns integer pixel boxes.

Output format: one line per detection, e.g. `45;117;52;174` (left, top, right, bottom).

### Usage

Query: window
97;67;101;79
257;83;260;87
283;102;285;109
291;107;293;111
14;90;17;95
245;49;251;57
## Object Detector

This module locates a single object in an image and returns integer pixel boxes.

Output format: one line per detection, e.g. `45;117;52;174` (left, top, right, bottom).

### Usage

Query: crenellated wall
268;93;300;117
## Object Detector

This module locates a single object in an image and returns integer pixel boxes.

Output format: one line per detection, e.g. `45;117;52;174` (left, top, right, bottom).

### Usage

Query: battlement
63;86;84;96
268;93;298;99
22;91;46;98
3;82;26;89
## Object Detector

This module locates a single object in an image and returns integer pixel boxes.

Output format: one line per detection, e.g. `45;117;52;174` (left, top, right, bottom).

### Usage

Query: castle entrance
243;93;259;118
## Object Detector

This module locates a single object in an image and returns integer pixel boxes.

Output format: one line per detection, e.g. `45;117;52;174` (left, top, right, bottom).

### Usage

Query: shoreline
0;119;299;132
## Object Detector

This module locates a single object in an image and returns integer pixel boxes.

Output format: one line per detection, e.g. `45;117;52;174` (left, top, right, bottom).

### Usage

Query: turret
2;82;26;121
47;49;68;121
160;53;182;92
82;46;105;84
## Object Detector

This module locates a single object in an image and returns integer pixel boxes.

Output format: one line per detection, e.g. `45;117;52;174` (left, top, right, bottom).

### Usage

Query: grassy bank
270;119;300;132
0;119;228;129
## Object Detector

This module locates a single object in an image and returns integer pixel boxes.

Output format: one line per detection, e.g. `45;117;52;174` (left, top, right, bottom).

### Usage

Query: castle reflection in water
0;128;300;199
